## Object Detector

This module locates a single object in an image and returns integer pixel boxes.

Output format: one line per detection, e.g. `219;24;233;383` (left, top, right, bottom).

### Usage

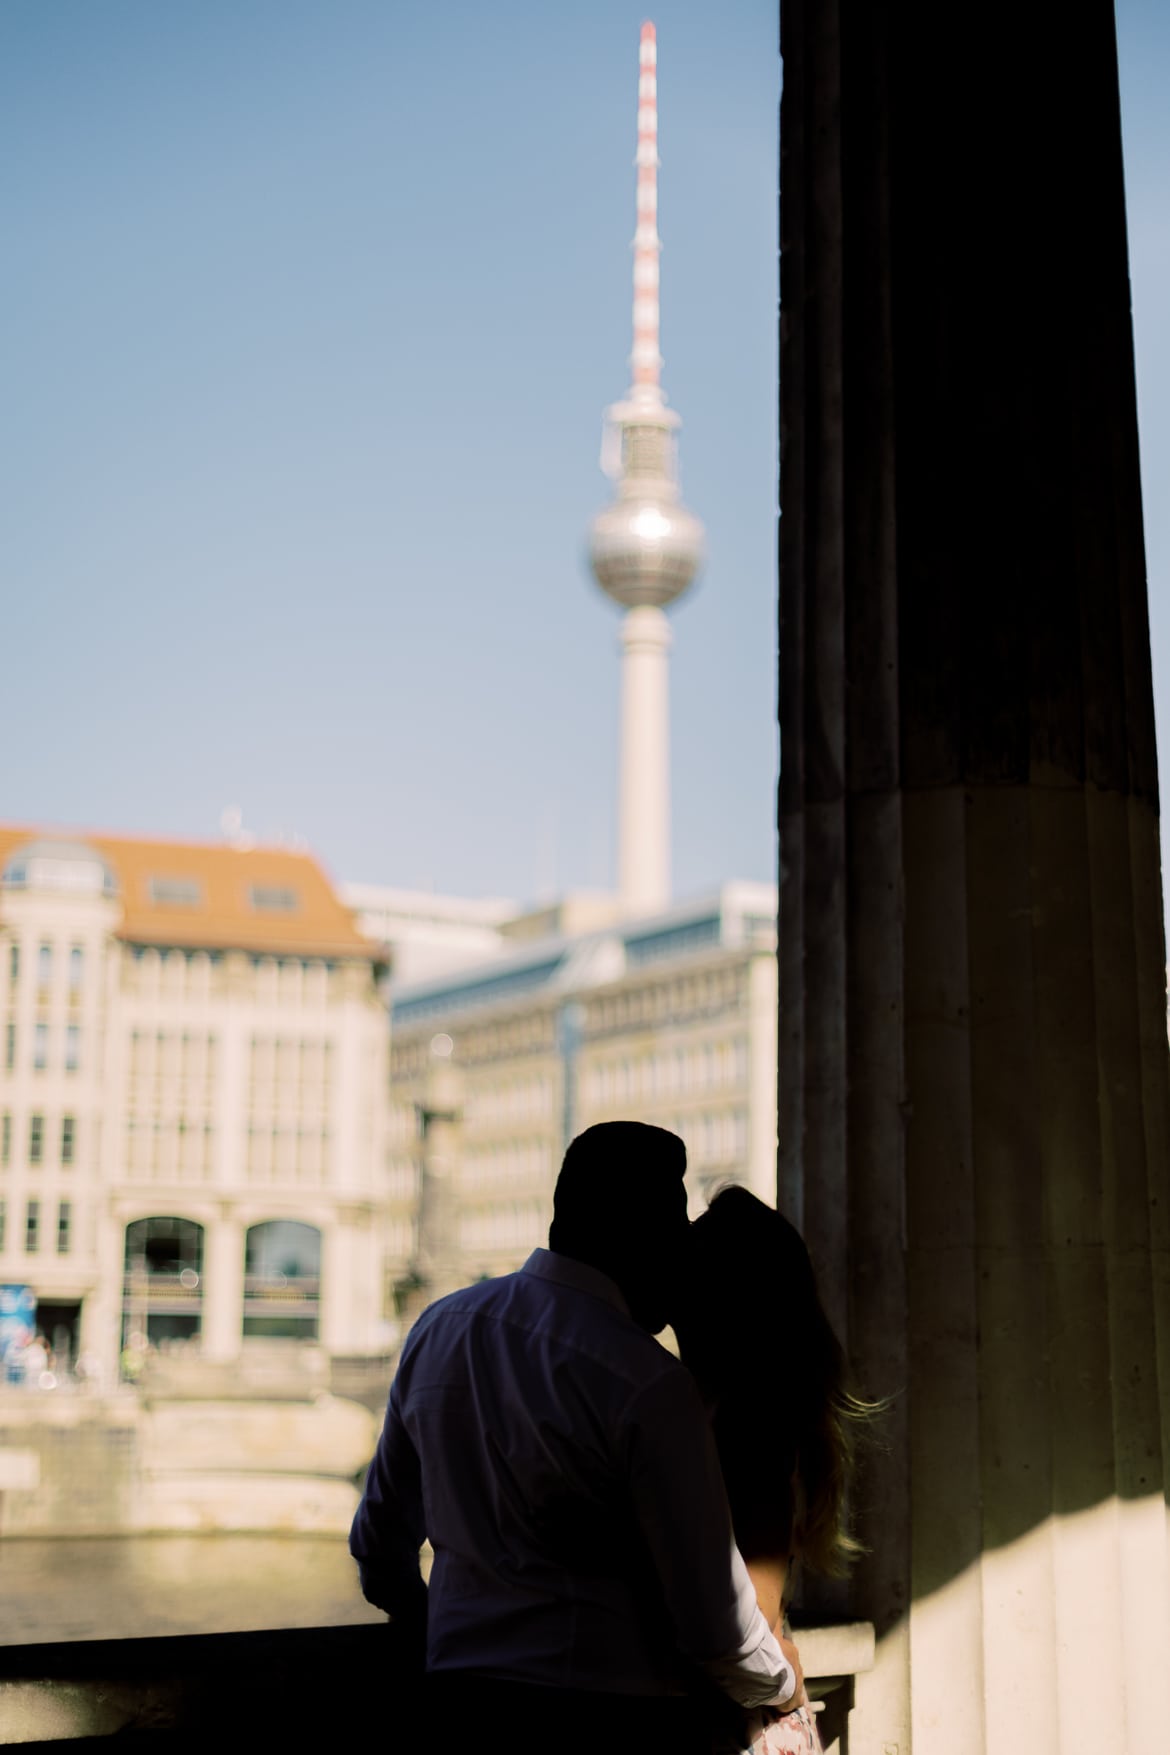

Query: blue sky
2;2;1168;910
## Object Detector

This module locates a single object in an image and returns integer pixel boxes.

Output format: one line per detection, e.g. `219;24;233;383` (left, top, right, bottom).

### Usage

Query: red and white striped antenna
631;21;663;403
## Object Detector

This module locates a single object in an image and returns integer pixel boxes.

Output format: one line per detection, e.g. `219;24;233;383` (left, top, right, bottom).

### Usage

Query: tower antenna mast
631;21;663;405
587;22;705;918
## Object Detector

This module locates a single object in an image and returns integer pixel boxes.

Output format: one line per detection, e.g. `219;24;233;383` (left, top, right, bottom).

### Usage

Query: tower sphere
588;492;705;610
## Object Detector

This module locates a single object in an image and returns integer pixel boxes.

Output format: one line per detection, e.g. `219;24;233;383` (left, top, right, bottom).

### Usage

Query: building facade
340;883;517;989
0;827;395;1386
386;882;778;1293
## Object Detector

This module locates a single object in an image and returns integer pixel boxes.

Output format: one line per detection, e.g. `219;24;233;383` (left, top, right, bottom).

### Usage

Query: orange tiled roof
0;825;374;960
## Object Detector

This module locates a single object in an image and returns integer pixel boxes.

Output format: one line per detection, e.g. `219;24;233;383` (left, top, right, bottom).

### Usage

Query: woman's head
673;1183;876;1577
673;1185;820;1387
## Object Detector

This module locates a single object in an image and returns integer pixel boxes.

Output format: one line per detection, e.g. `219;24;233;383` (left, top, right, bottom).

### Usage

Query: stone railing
0;1621;873;1748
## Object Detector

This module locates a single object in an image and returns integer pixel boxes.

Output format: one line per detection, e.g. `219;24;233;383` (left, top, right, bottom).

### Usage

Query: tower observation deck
588;21;705;918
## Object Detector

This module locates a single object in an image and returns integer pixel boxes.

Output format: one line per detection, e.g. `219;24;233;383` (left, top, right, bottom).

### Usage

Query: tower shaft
618;606;672;913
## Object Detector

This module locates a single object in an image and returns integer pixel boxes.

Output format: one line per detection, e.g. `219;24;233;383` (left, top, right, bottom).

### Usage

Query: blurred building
340;883;517;988
385;882;778;1293
0;825;394;1387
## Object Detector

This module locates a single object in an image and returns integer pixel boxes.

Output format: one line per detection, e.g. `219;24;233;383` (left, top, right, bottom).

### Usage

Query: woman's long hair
676;1184;878;1578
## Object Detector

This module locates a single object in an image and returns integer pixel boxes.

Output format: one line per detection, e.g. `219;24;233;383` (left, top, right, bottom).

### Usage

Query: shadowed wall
777;3;1170;1748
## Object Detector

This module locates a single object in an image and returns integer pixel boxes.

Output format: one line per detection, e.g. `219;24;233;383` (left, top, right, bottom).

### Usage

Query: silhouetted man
350;1121;799;1754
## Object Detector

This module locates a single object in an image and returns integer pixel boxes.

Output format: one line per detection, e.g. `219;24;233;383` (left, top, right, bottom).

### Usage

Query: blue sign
0;1284;37;1380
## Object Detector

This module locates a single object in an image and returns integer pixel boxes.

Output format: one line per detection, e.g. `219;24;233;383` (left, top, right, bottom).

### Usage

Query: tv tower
588;21;705;918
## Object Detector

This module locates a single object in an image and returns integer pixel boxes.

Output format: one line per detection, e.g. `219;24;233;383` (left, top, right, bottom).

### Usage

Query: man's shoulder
401;1265;688;1396
407;1271;519;1334
500;1268;692;1400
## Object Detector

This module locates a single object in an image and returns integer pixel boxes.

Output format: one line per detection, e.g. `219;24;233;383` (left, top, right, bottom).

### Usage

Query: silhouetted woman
672;1185;875;1755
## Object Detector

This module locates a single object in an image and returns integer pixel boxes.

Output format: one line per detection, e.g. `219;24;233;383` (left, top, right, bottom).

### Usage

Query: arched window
121;1216;205;1360
243;1220;321;1341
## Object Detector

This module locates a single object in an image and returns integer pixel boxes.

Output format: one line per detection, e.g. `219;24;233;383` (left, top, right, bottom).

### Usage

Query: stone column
200;1205;244;1362
778;4;1170;1751
411;1046;465;1310
321;1209;375;1353
84;1203;129;1388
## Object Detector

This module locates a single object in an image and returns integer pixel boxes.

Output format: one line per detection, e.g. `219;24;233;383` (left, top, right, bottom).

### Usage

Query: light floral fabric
746;1702;824;1755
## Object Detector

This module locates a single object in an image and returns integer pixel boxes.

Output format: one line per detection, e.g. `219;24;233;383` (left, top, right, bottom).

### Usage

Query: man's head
548;1121;689;1333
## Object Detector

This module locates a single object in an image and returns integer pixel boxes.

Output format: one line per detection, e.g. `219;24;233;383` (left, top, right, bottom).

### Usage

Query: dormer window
248;886;300;914
148;876;203;907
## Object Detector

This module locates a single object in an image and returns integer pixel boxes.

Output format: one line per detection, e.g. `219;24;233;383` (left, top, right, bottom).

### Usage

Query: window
7;943;17;985
34;1021;48;1071
68;945;84;990
37;942;52;989
248;885;300;913
147;876;203;907
29;1114;44;1165
65;1024;80;1072
61;1116;76;1166
1;1112;9;1166
57;1200;72;1255
5;1021;15;1070
25;1199;39;1253
243;1220;321;1340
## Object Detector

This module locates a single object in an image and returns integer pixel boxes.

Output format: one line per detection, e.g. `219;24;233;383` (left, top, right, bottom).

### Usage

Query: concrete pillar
200;1207;244;1362
412;1046;464;1308
778;4;1170;1750
83;1207;127;1388
746;953;779;1205
321;1221;361;1354
618;605;672;916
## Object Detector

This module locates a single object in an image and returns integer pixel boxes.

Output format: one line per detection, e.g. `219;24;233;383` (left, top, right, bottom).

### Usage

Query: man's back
354;1250;702;1693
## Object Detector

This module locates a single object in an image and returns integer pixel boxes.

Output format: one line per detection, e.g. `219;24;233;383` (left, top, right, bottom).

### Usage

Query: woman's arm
745;1553;788;1635
747;1554;810;1712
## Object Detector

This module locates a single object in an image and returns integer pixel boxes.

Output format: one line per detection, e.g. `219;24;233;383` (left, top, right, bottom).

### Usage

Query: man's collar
520;1248;631;1318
